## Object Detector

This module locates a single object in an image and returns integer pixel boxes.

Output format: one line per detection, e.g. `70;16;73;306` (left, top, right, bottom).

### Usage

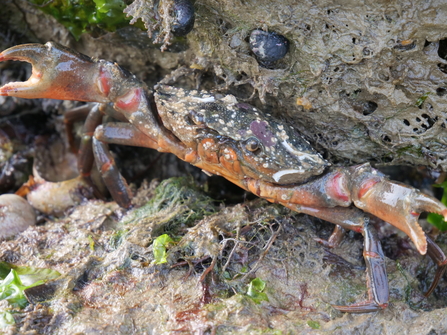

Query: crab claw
350;164;447;255
0;42;109;102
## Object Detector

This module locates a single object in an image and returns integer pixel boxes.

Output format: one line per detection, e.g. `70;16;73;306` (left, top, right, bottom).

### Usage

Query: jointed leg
287;205;388;312
77;104;104;179
315;225;346;249
92;137;133;208
333;220;388;312
64;104;92;153
91;121;190;208
425;235;447;297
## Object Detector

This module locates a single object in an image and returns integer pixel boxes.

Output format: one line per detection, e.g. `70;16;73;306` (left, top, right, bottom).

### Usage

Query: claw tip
442;209;447;221
0;86;13;96
414;234;427;255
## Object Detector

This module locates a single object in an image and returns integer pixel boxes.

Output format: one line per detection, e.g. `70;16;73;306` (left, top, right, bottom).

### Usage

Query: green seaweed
29;0;131;40
122;177;216;232
0;310;14;329
0;262;60;328
246;277;269;304
415;92;431;107
153;234;175;264
307;320;321;329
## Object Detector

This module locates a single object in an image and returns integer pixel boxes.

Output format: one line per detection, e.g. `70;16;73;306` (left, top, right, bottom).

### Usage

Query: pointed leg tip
0;86;13;96
0;83;33;98
0;50;22;63
414;236;428;255
0;51;12;62
0;52;16;63
333;301;388;313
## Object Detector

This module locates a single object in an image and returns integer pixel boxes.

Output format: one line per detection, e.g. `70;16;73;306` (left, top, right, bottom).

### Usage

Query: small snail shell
26;175;93;217
0;194;36;238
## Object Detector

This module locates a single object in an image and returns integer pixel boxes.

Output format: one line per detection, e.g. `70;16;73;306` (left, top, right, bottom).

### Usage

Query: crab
1;42;447;313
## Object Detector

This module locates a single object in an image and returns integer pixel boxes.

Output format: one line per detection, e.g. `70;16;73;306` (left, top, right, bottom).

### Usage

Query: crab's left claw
350;164;447;255
0;42;109;102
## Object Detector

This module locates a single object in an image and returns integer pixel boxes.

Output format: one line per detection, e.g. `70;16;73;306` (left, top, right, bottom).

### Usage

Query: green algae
29;0;130;40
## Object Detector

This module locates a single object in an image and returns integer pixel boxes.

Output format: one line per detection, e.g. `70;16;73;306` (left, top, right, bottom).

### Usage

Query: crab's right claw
0;42;108;102
350;164;447;255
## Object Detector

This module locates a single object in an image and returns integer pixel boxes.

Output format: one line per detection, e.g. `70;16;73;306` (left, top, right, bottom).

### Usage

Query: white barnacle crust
281;140;323;162
193;96;215;103
177;88;186;97
281;194;290;201
272;169;304;182
202;169;213;177
220;95;238;104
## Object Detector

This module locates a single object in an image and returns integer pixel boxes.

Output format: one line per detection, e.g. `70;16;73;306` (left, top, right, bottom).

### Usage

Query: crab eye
244;138;261;152
188;110;205;125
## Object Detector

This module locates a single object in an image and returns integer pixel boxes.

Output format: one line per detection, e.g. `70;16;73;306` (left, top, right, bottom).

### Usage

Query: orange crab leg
0;42;166;142
246;164;447;255
243;165;447;311
0;42;192;207
0;43;109;102
348;164;447;255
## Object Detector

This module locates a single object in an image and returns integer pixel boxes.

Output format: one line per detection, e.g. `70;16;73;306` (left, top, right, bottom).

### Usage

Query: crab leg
425;235;447;296
64;104;92;153
315;225;346;248
94;122;160;149
0;42;191;207
91;122;167;208
285;205;389;312
77;104;104;179
334;221;389;313
0;43;111;102
246;163;447;255
0;42;170;144
348;164;447;256
245;164;447;309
